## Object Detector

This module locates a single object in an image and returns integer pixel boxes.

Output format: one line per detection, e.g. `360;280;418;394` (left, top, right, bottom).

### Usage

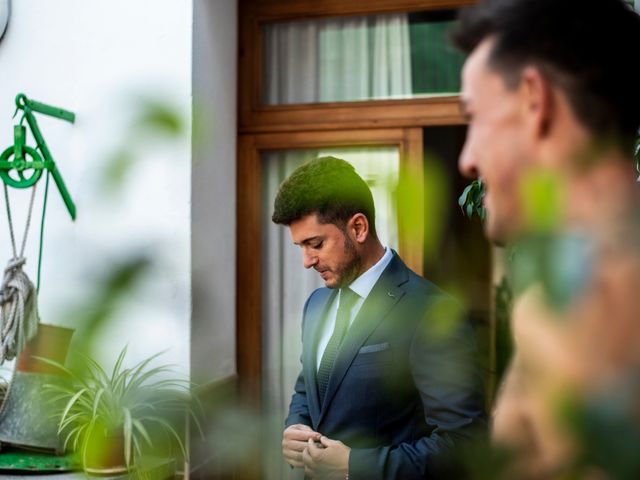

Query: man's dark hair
272;156;377;236
451;0;640;148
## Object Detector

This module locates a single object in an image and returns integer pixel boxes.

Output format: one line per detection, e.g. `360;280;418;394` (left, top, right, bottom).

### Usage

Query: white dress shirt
316;247;394;371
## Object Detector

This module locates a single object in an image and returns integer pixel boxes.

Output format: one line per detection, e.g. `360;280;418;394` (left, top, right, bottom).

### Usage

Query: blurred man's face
289;214;362;288
459;39;533;244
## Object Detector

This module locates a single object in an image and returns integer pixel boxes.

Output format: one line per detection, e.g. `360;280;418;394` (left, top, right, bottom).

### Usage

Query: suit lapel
302;288;337;424
318;254;409;425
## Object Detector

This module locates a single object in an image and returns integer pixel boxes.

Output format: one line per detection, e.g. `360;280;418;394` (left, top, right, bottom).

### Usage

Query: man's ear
348;213;369;244
520;66;554;139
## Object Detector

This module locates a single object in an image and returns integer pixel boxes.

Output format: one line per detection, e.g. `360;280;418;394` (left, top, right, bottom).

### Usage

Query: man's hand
303;436;350;479
283;424;321;468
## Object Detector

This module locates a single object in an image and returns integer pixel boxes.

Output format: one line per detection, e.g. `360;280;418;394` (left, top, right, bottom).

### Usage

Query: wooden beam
240;97;466;133
242;0;475;21
236;135;263;402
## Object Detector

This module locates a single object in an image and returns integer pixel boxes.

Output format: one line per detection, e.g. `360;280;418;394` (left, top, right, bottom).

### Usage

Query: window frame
237;127;424;399
239;0;474;133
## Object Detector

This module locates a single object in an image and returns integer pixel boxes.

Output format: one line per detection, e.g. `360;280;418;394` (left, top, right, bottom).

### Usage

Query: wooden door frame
236;127;424;400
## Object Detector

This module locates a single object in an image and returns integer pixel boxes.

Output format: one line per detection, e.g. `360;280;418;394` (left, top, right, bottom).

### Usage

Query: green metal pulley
0;93;76;220
0;125;43;188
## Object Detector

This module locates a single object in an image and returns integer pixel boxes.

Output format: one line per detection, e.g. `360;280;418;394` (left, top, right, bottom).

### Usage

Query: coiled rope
0;183;40;363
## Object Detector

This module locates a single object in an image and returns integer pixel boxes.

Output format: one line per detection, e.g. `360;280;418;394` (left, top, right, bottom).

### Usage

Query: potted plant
37;346;201;476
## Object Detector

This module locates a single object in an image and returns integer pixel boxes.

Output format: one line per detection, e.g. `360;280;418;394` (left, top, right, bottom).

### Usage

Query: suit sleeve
348;295;487;480
285;369;312;428
285;292;315;428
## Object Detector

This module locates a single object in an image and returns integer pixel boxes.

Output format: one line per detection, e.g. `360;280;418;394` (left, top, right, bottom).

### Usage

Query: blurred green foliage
68;255;151;357
134;99;184;137
422;295;466;341
423;157;450;261
508;233;591;311
102;97;185;191
560;381;640;480
493;276;512;393
520;170;564;232
458;439;512;480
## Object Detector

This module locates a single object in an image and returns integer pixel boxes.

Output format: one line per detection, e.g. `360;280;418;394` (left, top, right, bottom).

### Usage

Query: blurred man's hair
272;156;377;237
452;0;640;150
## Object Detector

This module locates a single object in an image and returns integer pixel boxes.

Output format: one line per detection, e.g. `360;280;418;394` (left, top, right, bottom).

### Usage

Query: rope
4;183;37;258
0;258;39;363
0;184;40;363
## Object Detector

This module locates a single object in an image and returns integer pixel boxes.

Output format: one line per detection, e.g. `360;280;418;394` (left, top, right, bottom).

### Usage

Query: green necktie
317;288;358;406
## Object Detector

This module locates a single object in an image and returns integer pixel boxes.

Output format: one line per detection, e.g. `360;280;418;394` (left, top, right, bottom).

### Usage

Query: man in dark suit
272;156;485;479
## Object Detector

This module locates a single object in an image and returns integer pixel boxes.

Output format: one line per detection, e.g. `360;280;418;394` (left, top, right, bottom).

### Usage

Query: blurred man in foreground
453;0;640;477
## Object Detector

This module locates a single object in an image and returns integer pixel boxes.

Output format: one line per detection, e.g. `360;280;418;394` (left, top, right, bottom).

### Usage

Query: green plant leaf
123;351;168;393
124;408;133;467
91;388;105;418
33;356;87;386
189;408;205;439
111;345;129;382
145;416;187;458
58;412;85;434
82;419;97;469
46;390;75;404
132;435;142;460
60;388;88;429
145;379;189;389
459;183;473;208
112;368;131;399
466;203;473;218
63;424;84;452
132;419;153;448
79;353;111;388
125;365;175;397
459;179;486;220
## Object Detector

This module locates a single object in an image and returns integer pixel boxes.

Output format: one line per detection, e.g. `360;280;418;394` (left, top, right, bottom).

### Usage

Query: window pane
409;11;465;96
262;10;465;105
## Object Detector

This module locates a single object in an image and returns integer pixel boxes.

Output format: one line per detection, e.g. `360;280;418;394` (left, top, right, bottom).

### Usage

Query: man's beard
332;235;362;288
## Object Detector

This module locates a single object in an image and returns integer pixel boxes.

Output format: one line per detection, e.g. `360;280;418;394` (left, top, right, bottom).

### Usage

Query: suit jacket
286;252;486;480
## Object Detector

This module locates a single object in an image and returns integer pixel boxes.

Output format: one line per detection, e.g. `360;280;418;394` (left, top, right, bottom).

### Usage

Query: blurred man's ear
520;66;554;139
349;213;369;244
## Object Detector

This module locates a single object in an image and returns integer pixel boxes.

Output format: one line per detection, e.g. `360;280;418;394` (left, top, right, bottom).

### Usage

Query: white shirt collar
347;247;393;301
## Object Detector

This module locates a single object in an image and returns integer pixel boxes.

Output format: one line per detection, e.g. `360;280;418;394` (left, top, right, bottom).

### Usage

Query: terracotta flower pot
83;426;130;476
16;323;74;374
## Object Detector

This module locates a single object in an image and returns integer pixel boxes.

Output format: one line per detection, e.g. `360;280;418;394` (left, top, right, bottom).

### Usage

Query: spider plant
37;346;201;473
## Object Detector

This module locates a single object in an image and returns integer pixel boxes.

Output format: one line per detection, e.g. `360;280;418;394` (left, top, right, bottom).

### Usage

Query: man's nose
303;251;318;269
458;140;479;179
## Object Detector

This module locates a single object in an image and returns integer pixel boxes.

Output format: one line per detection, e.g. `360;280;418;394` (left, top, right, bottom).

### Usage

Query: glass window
262;10;465;105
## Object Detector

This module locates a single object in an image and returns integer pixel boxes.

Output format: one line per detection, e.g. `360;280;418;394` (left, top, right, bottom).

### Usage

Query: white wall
0;0;192;374
191;0;238;384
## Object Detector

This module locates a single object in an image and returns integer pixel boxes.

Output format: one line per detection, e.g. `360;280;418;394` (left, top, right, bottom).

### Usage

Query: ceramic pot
83;427;129;476
16;323;74;373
